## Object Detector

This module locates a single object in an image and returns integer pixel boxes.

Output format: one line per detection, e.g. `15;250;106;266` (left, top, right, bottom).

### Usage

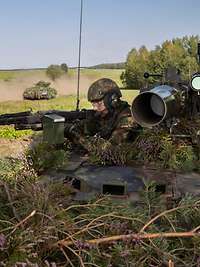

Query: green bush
135;130;197;170
28;142;69;173
0;156;36;183
46;64;64;81
122;35;200;89
0;126;32;139
0;158;23;182
23;80;57;100
60;63;68;73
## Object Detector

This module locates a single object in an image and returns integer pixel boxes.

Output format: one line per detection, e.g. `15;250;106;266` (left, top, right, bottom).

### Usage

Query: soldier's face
92;100;108;114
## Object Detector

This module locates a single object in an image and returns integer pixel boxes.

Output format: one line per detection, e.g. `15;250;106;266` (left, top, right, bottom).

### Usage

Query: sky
0;0;200;69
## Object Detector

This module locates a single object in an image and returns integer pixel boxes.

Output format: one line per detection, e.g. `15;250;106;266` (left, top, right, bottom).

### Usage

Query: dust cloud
0;72;97;101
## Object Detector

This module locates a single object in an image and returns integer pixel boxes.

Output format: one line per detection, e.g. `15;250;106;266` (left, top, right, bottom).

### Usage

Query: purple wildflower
0;234;6;249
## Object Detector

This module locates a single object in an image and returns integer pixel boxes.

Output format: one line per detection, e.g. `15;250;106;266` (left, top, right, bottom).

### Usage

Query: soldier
64;78;137;148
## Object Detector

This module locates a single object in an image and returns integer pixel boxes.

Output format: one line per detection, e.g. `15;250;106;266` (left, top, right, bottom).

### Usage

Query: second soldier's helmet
87;78;122;109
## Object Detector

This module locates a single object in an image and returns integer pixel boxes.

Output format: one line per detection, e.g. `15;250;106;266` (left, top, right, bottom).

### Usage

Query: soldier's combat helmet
87;78;122;109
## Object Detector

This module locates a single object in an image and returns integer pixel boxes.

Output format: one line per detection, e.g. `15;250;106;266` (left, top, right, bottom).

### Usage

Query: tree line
46;63;68;81
121;35;200;89
89;62;125;69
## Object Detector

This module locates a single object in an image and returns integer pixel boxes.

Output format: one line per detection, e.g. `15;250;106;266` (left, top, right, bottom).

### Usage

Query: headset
103;90;121;110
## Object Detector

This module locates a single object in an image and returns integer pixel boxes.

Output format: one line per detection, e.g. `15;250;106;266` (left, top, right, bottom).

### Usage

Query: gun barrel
0;109;95;130
0;114;41;126
0;111;31;120
131;85;181;127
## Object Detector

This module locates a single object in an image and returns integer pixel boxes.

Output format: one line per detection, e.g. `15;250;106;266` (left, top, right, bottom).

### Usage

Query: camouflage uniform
65;78;137;149
82;100;135;144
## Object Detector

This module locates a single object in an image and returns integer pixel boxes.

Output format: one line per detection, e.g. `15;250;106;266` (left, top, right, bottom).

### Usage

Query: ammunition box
43;114;65;144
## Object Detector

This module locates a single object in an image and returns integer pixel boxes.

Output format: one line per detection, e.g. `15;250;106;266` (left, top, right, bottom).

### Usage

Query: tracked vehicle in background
23;80;57;100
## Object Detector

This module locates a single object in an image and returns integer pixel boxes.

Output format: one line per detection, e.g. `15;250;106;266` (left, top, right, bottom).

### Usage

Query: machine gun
131;68;200;132
0;109;94;144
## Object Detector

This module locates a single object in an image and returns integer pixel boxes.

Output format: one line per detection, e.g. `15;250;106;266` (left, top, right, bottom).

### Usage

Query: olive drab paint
43;114;65;144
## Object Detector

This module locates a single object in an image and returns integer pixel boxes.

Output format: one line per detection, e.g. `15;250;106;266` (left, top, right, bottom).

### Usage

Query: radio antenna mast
76;0;83;111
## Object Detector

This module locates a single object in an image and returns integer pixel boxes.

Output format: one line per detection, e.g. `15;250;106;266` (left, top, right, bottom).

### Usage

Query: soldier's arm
109;115;137;144
64;116;99;148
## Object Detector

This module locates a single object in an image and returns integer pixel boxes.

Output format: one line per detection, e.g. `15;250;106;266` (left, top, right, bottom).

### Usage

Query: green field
0;68;124;84
0;68;138;113
0;71;15;81
0;69;45;81
78;68;124;85
0;91;138;114
0;68;138;138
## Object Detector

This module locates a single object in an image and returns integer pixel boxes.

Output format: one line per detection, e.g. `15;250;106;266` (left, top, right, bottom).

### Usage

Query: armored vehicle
23;80;57;100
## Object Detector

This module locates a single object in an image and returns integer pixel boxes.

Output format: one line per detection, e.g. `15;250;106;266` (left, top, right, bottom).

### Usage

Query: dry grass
1;162;200;267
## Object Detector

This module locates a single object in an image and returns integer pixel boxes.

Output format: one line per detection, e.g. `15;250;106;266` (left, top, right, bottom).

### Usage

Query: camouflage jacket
66;101;137;149
83;101;136;144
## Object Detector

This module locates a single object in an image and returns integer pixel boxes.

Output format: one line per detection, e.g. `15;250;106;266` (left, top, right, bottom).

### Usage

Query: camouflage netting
23;80;57;100
86;136;135;166
86;120;200;171
133;129;198;170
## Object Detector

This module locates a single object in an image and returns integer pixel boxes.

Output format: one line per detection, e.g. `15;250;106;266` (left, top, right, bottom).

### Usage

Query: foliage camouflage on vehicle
85;130;198;172
23;80;57;100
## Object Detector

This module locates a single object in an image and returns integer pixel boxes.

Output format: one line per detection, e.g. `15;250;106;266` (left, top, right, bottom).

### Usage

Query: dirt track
0;138;30;158
0;73;96;101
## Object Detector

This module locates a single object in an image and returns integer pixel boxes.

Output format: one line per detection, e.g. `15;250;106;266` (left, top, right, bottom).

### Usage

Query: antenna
76;0;83;111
